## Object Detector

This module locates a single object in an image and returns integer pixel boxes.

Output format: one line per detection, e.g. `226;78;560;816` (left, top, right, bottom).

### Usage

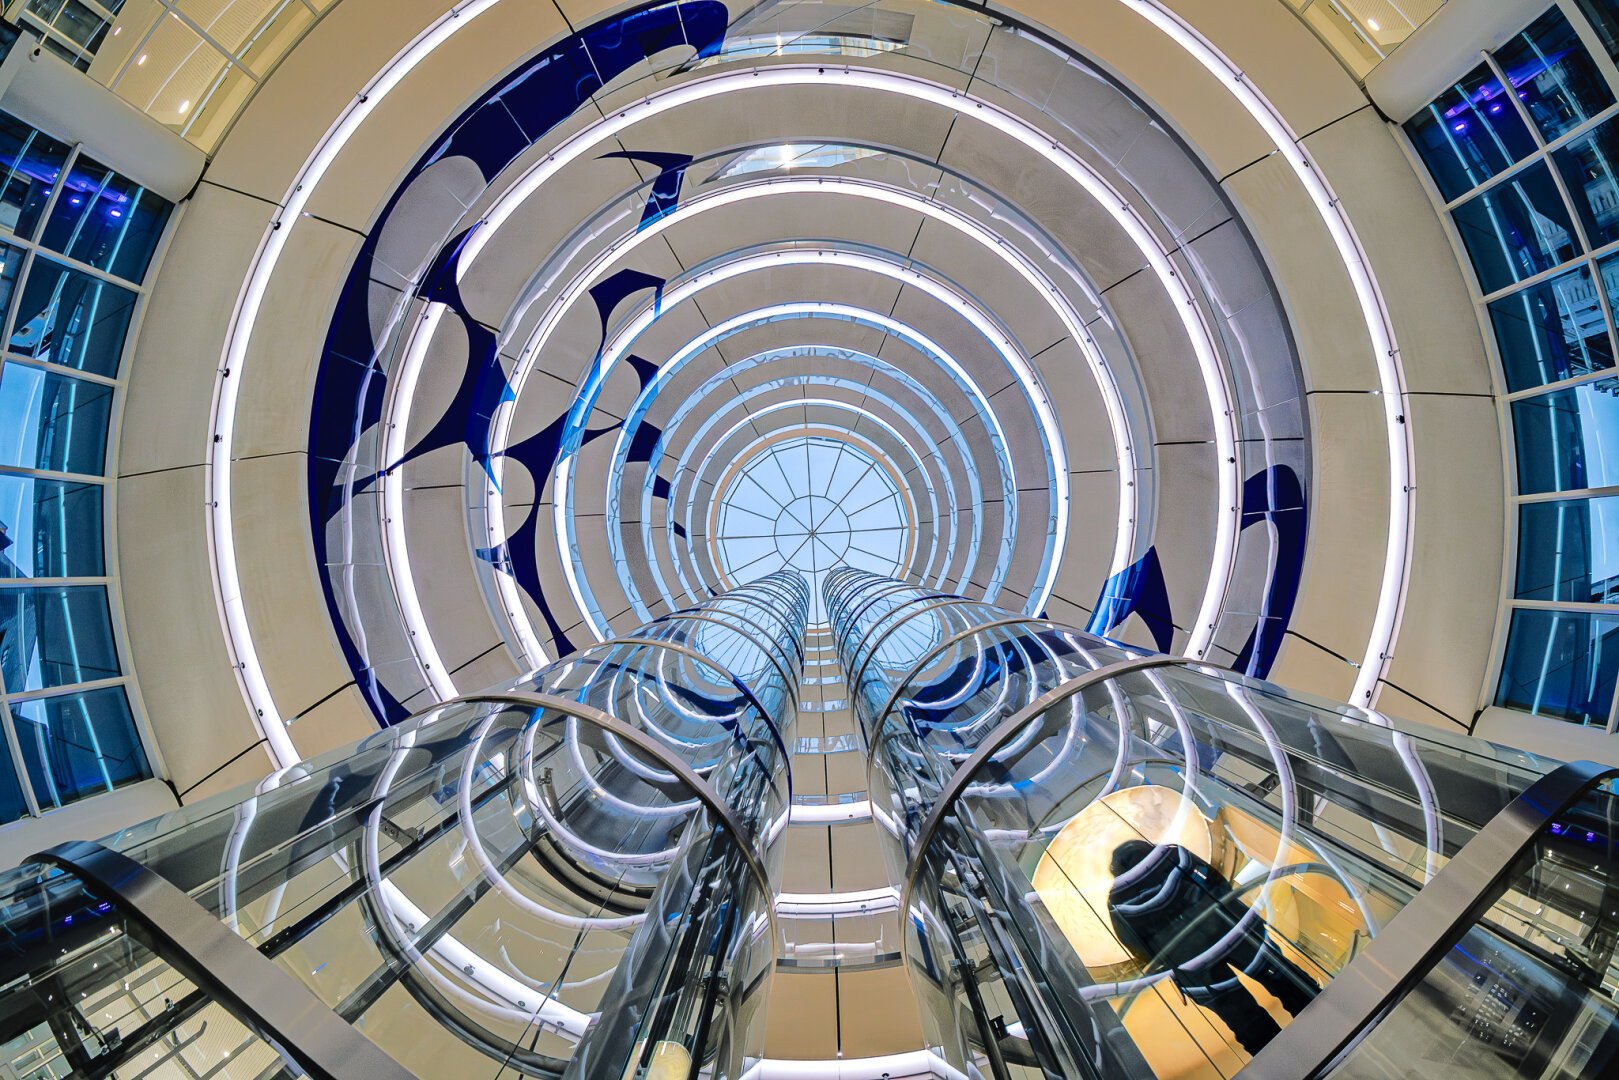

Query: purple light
68;196;80;206
1552;822;1566;834
108;209;122;218
1588;831;1598;842
1453;121;1469;133
1489;103;1503;115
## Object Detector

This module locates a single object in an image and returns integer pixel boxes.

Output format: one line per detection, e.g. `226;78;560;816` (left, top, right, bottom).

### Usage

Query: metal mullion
1516;484;1619;503
154;3;260;81
1502;360;1618;401
0;463;107;485
0;576;111;588
1;351;122;387
4;676;127;706
1509;598;1619;614
22;240;152;294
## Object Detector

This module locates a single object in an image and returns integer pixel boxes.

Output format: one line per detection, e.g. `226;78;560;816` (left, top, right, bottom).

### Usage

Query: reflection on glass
1496;607;1619;724
1576;0;1619;66
1554;113;1619;249
9;256;139;376
0;362;113;475
0;474;103;578
12;686;149;811
0;748;29;826
1518;496;1619;603
1494;7;1614;143
1490;265;1612;390
1452;163;1580;293
0;585;120;694
39;155;172;281
0;113;67;241
1512;378;1619;493
1405;65;1537;201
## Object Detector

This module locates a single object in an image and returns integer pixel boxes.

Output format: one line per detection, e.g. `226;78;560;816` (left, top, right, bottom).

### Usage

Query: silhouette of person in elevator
1107;839;1320;1055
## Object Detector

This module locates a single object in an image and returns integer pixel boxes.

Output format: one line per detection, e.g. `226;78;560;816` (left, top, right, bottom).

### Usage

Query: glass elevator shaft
0;572;807;1080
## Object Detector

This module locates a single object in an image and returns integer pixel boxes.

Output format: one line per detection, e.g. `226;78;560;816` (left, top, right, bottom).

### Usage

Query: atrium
0;0;1617;1076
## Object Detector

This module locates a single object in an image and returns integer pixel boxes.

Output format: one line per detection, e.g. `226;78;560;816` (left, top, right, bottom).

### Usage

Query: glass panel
1490;264;1612;390
1452;162;1580;293
0;114;69;241
1511;378;1619;493
0;363;113;475
1495;606;1619;724
0;584;120;693
1404;65;1537;201
10;256;138;376
111;15;232;133
1554;112;1619;249
0;474;103;578
1517;496;1619;602
1493;7;1614;143
0;739;31;826
11;686;149;811
1329;781;1619;1078
40;155;171;281
1575;0;1619;65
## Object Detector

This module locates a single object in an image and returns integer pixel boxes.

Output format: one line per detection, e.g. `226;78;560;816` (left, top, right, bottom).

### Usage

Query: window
12;687;149;812
1489;264;1611;390
1517;496;1619;602
1404;65;1536;201
10;257;139;376
0;109;168;824
1512;379;1619;494
1452;163;1579;293
1553;113;1619;248
1494;7;1614;143
1496;608;1619;725
1404;3;1619;728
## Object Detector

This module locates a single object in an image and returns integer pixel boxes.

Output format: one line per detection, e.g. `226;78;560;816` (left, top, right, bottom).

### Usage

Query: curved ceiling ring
208;0;1396;762
522;255;1046;644
627;355;975;612
449;63;1236;640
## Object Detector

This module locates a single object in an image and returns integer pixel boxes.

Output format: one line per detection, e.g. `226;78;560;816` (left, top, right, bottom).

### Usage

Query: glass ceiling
713;434;911;622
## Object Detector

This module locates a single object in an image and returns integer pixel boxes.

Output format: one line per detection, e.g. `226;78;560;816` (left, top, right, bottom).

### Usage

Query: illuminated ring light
451;64;1235;649
498;243;1055;648
210;0;1404;765
628;351;976;609
446;171;1135;636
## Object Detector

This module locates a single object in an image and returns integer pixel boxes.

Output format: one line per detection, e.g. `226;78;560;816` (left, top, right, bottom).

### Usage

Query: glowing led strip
457;66;1231;630
524;252;1038;643
381;302;459;698
1117;0;1411;697
208;0;505;765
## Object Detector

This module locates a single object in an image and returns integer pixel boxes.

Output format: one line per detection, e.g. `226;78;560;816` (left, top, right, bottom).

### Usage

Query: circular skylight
713;434;912;622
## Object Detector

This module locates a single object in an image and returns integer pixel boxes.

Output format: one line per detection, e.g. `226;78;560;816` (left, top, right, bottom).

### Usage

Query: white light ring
1113;0;1411;700
518;721;680;868
209;0;509;766
452;65;1231;639
488;173;1131;585
533;251;1041;640
381;301;460;701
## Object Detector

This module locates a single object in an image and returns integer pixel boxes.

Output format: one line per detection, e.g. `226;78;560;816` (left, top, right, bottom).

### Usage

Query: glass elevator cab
0;572;807;1080
824;568;1619;1080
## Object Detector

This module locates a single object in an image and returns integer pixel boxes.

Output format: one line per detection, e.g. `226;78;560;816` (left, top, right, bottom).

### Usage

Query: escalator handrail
1238;757;1619;1079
